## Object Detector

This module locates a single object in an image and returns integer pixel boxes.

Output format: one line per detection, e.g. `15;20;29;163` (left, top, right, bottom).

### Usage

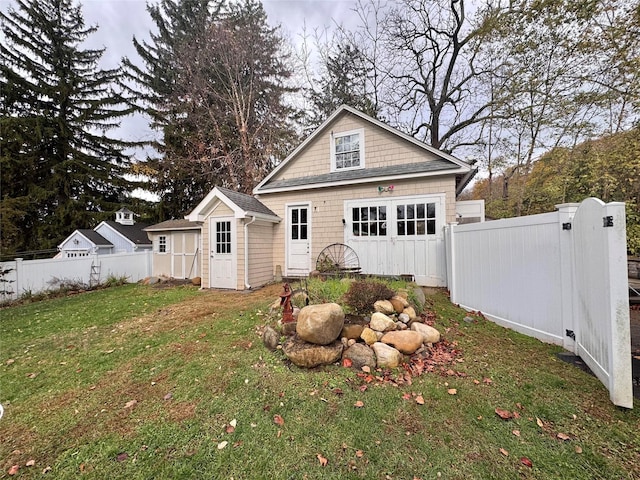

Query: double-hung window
331;128;365;172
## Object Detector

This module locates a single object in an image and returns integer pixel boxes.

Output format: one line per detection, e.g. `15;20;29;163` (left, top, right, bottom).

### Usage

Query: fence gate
572;199;633;408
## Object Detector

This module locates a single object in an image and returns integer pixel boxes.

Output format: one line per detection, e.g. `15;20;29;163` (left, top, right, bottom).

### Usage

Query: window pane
301;208;307;224
417;220;425;235
380;222;387;236
427;203;436;218
417;204;425;219
407;204;415;219
361;207;368;221
397;205;405;220
352;208;359;221
361;223;369;236
427;219;436;235
292;225;298;240
407;221;415;235
353;223;360;236
379;206;386;220
300;225;308;240
370;222;378;236
292;209;298;224
370;206;377;221
398;222;405;236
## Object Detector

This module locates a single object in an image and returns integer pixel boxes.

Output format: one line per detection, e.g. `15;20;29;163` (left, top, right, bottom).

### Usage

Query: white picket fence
0;251;152;301
445;199;633;408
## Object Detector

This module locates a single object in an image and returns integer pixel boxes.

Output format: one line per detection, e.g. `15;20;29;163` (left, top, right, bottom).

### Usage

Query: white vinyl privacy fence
445;199;632;408
0;251;152;302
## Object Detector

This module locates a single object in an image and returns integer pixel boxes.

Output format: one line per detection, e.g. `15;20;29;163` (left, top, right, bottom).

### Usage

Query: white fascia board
254;167;467;195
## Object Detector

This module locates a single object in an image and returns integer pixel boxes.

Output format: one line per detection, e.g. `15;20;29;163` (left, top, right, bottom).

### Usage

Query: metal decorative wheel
316;243;360;275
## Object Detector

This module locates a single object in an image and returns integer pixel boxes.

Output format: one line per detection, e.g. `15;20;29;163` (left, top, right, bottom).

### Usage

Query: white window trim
158;235;169;254
330;128;365;173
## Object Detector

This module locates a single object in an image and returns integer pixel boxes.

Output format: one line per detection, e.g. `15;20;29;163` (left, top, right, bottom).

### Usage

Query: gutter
244;216;257;289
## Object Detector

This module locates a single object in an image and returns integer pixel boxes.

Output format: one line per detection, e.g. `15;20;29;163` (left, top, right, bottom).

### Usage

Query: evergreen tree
122;0;224;219
0;0;135;254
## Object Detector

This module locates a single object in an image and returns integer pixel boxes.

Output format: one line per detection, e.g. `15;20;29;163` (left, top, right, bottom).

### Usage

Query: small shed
57;230;113;258
144;219;202;280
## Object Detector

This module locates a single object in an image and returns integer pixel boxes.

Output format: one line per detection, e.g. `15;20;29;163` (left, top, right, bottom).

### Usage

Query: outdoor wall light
377;185;395;193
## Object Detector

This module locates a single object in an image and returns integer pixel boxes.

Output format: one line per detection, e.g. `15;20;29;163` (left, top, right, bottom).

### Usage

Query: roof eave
255;167;467;195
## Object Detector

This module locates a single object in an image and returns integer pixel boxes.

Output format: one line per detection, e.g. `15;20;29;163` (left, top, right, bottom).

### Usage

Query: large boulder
380;330;423;354
372;342;403;368
282;336;343;368
411;323;441;344
369;312;396;332
342;343;376;371
296;303;345;345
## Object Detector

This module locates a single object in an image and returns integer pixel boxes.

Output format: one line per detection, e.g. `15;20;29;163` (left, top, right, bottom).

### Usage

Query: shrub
343;279;395;315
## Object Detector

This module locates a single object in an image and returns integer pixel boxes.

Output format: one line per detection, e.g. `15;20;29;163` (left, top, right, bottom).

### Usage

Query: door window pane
216;221;231;254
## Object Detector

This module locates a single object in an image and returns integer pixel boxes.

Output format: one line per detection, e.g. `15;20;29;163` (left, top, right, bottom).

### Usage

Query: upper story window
331;128;365;172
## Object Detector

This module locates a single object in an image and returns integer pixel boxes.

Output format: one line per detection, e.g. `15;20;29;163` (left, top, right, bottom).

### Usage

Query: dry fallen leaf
402;393;412;400
575;446;583;454
163;392;173;401
354;400;364;408
536;417;544;428
116;452;128;462
226;425;235;434
361;365;371;373
355;450;364;458
273;414;285;426
512;430;521;437
500;448;509;456
495;408;513;420
8;465;19;476
230;419;237;428
473;379;480;385
317;454;328;466
217;441;228;450
447;388;457;395
42;466;51;474
557;433;570;441
26;460;35;467
342;358;353;368
520;457;533;468
415;395;425;405
124;399;137;409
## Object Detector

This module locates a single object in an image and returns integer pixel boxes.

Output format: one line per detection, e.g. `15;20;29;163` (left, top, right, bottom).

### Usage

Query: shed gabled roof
58;229;113;250
101;221;152;245
144;219;202;232
186;186;280;223
254;105;474;195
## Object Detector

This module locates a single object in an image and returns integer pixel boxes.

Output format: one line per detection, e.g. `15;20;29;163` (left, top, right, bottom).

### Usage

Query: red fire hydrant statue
279;283;294;323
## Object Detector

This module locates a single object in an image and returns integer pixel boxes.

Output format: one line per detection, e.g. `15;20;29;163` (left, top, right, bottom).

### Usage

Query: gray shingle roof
78;229;113;246
217;186;277;217
258;159;457;191
144;219;202;231
104;221;152;245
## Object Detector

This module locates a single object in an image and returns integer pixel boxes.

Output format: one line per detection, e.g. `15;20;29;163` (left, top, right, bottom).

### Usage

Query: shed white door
286;204;310;276
345;194;446;286
172;232;199;279
210;218;236;289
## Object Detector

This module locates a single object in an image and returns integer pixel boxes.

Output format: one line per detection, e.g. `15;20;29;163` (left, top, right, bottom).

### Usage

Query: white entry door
210;218;236;289
345;194;446;286
286;204;310;276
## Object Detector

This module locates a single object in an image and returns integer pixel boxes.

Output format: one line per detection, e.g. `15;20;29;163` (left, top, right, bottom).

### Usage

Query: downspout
244;216;257;289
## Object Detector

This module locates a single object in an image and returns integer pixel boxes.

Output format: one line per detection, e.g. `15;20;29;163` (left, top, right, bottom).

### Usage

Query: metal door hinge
565;329;575;340
603;216;614;227
562;222;572;230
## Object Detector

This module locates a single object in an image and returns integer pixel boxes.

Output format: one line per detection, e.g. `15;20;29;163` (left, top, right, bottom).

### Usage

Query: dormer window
331;129;365;172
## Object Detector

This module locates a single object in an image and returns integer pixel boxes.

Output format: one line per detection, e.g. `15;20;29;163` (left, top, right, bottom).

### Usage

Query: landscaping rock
191;276;202;286
412;287;426;308
380;330;424;354
297;303;345;345
370;312;396;332
402;306;418;322
281;321;297;336
390;296;409;313
398;312;410;324
282;336;343;368
342;324;364;340
374;300;395;315
372;342;403;368
411;323;441;344
360;327;378;345
262;326;280;351
396;321;407;330
343;343;376;370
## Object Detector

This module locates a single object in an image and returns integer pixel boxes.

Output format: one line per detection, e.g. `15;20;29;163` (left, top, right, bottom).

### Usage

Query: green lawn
0;282;638;479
